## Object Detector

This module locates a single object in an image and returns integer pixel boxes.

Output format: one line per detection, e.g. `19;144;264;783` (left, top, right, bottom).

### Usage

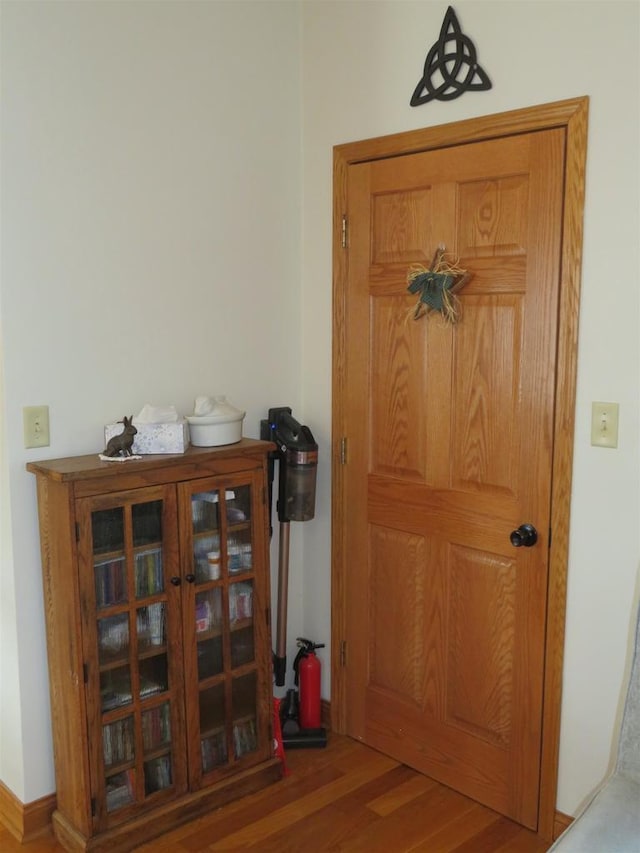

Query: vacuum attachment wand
261;408;318;687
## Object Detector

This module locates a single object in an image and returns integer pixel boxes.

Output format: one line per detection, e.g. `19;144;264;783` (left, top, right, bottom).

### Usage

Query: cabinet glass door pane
142;702;173;796
227;487;252;576
139;654;168;699
137;603;166;649
95;557;127;608
105;770;135;813
232;672;258;759
132;501;162;546
195;589;223;680
93;507;127;608
191;491;221;583
91;507;127;607
103;715;134;769
133;501;164;598
98;614;129;664
92;507;125;552
101;665;132;713
144;755;172;795
142;703;171;751
229;580;254;669
199;683;227;773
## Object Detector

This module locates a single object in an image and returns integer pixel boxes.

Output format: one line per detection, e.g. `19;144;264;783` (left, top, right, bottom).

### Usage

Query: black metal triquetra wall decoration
410;6;492;106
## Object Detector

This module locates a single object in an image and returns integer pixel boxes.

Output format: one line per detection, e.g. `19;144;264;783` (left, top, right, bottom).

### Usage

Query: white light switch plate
591;402;618;448
23;405;50;448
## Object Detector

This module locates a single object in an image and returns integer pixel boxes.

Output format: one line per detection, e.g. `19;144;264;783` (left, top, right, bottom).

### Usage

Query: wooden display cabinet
27;440;282;853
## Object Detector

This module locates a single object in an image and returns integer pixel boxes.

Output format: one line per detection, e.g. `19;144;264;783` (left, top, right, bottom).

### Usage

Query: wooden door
340;127;565;829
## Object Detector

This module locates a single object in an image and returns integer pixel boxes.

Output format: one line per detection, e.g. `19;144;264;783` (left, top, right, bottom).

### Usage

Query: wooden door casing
331;98;589;840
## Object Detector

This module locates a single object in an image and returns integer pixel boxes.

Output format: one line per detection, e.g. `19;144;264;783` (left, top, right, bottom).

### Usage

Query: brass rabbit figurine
103;415;137;457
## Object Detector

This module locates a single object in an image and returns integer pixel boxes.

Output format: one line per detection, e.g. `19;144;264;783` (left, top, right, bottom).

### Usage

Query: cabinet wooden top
26;438;275;483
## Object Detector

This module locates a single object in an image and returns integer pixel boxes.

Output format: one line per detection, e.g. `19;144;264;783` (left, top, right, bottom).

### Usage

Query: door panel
446;544;515;747
344;129;565;827
451;295;523;496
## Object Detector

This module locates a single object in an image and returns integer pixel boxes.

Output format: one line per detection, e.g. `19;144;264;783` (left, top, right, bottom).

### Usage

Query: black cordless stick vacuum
261;408;326;747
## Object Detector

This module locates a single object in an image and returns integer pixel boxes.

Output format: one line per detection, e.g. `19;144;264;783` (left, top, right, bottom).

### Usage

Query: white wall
300;0;640;818
1;0;638;824
0;0;302;801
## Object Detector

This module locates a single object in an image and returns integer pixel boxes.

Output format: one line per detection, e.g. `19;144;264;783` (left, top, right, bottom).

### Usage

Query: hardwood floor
0;735;551;852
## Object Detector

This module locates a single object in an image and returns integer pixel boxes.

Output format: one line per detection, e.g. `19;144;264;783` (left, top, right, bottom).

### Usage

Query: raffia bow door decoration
406;247;471;323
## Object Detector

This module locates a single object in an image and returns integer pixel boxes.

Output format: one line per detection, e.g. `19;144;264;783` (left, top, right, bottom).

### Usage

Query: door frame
331;97;589;841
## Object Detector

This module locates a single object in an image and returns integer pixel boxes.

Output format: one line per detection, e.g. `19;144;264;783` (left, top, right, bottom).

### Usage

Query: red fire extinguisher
293;637;324;730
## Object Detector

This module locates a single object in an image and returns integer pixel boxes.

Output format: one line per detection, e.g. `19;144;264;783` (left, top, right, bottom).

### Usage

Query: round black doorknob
170;576;181;586
185;573;196;584
510;524;538;547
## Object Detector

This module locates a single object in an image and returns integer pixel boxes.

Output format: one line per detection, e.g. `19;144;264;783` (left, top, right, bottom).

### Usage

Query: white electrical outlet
23;405;50;448
591;402;618;448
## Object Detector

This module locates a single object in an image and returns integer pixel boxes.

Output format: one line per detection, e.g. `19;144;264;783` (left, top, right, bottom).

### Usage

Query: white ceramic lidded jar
186;396;246;447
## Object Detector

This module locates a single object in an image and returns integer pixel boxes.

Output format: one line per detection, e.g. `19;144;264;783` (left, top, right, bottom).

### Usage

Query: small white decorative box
104;419;190;455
